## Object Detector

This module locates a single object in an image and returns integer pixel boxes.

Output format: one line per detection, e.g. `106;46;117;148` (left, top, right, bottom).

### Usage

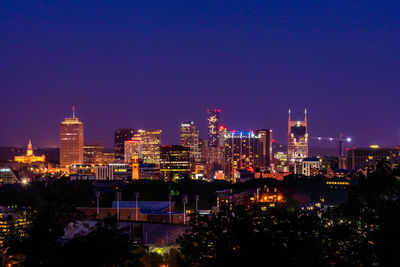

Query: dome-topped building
14;140;45;163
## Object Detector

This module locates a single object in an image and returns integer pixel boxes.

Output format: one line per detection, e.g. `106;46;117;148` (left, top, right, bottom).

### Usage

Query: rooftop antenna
304;108;307;122
72;106;75;118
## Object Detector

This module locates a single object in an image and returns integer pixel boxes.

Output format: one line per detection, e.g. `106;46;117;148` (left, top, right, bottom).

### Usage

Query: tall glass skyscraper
114;129;136;161
180;121;200;162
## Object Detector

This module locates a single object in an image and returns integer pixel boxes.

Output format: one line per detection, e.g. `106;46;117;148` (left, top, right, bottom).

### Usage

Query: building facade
255;129;273;171
14;140;45;164
207;109;221;147
60;116;84;167
224;131;261;181
287;109;308;163
135;130;162;164
124;136;144;164
160;145;191;180
294;157;321;176
346;146;400;170
83;143;104;165
180;121;200;162
114;129;136;162
95;163;132;180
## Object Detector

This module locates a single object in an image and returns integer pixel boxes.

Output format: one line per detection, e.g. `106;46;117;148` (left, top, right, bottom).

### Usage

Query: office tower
347;146;400;170
124;136;144;163
135;129;162;164
14;140;45;163
224;131;261;181
217;125;227;147
83;143;104;165
207;109;221;147
287;109;308;163
160;145;191;180
60;109;84;167
114;129;136;161
180;121;200;162
255;129;273;171
102;152;115;164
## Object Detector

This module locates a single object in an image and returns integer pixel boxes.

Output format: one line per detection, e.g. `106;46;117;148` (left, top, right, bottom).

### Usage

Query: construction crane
309;133;352;157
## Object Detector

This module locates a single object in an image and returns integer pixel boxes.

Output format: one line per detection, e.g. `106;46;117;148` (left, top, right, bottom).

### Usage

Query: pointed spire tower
287;108;309;163
27;139;33;156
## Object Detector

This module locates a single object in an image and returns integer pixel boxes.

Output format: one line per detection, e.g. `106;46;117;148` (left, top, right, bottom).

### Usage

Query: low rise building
78;201;186;224
294;157;321;176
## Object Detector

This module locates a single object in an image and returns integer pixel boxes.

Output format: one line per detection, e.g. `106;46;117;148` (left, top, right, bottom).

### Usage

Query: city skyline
1;1;400;148
0;106;397;148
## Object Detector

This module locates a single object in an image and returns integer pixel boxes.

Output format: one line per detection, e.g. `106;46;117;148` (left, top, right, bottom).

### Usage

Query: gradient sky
1;1;399;148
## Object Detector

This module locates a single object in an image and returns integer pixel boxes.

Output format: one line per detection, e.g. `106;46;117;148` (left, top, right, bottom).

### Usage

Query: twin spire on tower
288;108;307;122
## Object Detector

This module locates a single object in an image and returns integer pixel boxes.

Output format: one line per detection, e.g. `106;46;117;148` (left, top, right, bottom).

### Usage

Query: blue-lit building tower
224;131;261;181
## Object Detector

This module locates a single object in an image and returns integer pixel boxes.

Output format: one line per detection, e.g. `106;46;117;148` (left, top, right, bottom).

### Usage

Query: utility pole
115;191;121;220
168;193;172;224
135;192;140;221
195;195;199;212
95;191;100;216
183;195;188;224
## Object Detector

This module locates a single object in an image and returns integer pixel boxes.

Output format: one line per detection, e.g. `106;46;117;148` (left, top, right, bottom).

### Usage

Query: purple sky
1;1;400;148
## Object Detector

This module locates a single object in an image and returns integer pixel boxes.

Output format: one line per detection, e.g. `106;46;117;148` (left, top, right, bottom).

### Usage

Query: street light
95;191;100;216
195;195;199;212
115;191;121;220
183;195;188;224
135;192;140;221
168;193;172;224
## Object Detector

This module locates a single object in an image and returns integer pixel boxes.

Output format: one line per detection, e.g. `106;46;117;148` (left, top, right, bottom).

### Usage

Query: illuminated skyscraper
114;129;136;161
60;109;84;167
207;109;221;147
135;130;162;164
180;121;200;162
124;136;144;163
224;131;261;181
255;129;273;171
83;143;104;165
160;145;191;180
287;109;308;163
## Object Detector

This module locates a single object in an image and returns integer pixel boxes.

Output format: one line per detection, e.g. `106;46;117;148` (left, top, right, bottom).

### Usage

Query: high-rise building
224;131;261;181
207;109;221;147
83;143;104;165
160;145;191;180
180;121;200;162
114;129;136;161
287;109;308;163
255;129;273;171
60;111;84;167
135;130;162;164
124;136;144;163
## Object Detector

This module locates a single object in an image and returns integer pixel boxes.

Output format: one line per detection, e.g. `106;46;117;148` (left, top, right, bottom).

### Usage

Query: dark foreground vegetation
1;161;400;266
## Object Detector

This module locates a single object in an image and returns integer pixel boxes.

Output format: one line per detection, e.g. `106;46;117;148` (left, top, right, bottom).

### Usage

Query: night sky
1;1;399;148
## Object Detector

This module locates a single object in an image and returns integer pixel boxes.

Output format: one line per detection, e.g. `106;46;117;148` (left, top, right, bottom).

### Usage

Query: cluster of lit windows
326;181;350;185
